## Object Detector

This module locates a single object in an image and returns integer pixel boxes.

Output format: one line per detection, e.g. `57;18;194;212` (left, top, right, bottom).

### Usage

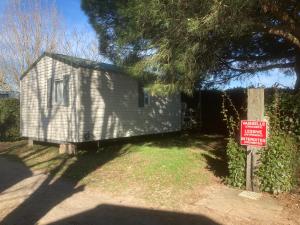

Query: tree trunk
295;51;300;91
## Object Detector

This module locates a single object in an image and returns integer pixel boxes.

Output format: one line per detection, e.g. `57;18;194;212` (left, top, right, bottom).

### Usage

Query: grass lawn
0;132;227;206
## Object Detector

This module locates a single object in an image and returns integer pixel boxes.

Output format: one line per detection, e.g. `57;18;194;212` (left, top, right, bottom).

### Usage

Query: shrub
222;89;300;193
0;98;20;141
257;132;298;193
257;90;300;193
221;92;246;188
226;137;246;188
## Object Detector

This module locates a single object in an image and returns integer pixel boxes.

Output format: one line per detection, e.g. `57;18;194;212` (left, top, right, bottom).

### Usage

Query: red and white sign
240;120;267;147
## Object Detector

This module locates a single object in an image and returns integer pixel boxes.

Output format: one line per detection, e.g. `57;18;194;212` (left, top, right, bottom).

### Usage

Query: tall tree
82;0;300;93
0;0;62;90
0;0;103;91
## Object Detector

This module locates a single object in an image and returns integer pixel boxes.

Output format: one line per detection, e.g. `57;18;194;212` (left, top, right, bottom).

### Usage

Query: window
143;88;150;105
54;80;63;104
138;83;150;108
47;75;70;108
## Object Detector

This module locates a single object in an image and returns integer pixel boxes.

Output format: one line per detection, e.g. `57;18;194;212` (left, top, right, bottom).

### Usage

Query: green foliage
257;133;298;193
82;0;300;93
257;90;300;193
267;91;300;138
221;92;246;188
221;92;242;137
226;138;246;188
221;89;300;193
0;99;20;141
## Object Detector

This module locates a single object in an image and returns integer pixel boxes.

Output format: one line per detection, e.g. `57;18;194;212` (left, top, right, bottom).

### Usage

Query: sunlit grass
0;133;226;206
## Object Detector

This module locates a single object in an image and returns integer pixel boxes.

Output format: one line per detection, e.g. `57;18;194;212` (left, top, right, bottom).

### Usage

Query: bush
226;137;246;188
0;98;20;141
221;92;247;188
257;132;298;193
257;90;300;193
222;89;299;192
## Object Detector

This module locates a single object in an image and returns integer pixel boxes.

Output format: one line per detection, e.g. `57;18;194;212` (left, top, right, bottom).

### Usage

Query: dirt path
0;156;297;225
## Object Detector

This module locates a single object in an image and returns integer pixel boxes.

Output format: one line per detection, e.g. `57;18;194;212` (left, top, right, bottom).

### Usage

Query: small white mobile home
20;52;181;151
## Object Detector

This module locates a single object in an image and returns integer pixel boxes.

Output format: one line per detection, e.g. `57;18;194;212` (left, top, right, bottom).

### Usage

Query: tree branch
205;61;295;86
261;1;297;31
228;52;295;63
225;62;295;73
268;27;300;49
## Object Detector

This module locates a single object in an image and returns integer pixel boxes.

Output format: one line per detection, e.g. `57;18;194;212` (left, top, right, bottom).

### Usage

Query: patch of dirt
275;192;300;225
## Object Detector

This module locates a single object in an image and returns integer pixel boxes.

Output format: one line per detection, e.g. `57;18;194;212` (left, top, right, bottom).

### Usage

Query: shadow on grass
0;141;127;225
0;155;32;193
0;141;33;192
201;149;228;179
0;141;27;153
129;131;228;180
75;131;228;180
0;132;227;224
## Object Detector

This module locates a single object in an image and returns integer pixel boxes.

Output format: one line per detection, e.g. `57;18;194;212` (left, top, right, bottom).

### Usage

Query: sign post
243;89;265;192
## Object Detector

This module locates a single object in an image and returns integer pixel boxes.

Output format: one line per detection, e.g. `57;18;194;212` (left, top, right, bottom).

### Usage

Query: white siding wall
77;68;181;142
21;57;181;143
20;56;79;142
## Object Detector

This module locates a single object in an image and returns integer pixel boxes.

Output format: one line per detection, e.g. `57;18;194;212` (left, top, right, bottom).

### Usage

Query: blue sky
55;0;93;31
224;70;296;89
0;0;93;31
0;0;8;13
0;0;296;89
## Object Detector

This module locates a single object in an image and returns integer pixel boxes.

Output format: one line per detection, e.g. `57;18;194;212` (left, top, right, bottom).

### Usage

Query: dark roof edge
20;52;47;80
20;52;123;80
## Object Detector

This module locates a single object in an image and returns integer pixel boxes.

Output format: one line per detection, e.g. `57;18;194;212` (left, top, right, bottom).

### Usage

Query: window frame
143;88;150;106
53;79;64;105
138;83;151;108
48;74;70;108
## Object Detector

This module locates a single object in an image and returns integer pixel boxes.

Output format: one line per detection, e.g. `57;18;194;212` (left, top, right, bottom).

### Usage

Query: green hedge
222;89;300;193
0;98;20;141
257;132;298;193
226;137;246;188
257;91;300;193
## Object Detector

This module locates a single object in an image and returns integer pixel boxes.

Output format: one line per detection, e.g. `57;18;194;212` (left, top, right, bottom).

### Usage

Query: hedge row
0;99;20;141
